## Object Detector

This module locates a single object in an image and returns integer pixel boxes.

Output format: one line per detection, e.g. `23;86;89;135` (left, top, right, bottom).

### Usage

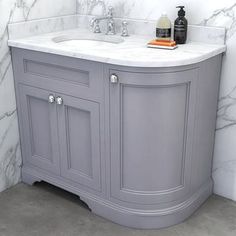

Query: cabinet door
57;95;102;192
109;69;198;204
18;85;60;174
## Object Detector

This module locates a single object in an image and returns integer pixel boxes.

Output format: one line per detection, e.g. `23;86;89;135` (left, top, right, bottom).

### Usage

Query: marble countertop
8;28;226;67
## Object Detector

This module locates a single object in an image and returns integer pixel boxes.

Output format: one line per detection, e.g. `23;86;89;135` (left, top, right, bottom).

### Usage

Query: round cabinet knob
48;94;55;104
56;96;63;105
110;74;119;84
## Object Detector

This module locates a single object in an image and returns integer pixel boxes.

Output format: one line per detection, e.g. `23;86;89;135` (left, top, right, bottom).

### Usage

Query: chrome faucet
90;6;116;35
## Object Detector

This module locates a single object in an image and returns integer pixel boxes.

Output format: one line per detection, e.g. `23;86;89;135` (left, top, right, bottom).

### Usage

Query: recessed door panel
29;97;53;162
121;84;187;192
58;95;101;192
66;107;93;178
110;69;198;204
14;49;103;101
19;85;60;174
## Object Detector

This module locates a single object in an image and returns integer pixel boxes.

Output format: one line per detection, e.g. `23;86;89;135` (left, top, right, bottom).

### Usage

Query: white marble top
8;28;226;68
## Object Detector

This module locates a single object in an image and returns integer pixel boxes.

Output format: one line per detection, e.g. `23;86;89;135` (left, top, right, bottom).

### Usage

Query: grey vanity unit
11;47;223;229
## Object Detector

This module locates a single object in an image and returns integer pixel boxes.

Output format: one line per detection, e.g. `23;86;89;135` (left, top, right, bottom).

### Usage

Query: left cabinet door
18;84;61;175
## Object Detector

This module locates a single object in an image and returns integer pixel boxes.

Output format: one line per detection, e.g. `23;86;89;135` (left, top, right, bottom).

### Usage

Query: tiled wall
77;0;236;201
0;0;76;192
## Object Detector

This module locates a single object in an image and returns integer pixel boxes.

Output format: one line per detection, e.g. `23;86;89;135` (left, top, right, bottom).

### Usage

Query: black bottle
174;6;188;44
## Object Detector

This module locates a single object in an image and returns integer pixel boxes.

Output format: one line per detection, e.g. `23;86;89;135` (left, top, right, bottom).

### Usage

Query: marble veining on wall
76;0;236;201
0;0;76;192
202;3;236;201
201;3;236;40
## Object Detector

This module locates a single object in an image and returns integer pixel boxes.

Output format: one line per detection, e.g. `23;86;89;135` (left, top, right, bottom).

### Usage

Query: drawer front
12;48;103;101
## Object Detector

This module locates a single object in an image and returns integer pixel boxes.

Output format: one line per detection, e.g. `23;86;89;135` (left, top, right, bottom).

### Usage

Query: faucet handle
107;6;114;17
121;21;129;37
90;18;101;33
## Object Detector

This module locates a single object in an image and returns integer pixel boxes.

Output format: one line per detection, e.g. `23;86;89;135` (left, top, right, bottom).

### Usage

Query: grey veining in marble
8;28;226;67
8;13;226;45
8;15;78;40
217;86;236;131
201;3;236;40
76;15;226;45
204;3;236;201
0;0;76;193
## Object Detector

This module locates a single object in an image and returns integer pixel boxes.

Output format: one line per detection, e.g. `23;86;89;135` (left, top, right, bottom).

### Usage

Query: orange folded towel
148;39;177;47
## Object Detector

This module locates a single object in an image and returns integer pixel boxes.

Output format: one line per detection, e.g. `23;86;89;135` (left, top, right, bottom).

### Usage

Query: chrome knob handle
90;18;101;33
48;94;55;104
56;96;63;105
110;74;119;84
107;6;114;17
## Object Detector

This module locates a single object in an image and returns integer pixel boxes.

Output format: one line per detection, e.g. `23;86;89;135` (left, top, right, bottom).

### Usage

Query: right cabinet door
109;68;198;204
57;94;102;192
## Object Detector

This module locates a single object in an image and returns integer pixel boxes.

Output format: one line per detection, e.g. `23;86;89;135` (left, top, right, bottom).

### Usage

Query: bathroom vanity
9;28;226;229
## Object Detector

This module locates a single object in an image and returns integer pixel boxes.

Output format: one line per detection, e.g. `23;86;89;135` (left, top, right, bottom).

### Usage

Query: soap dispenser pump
174;6;188;44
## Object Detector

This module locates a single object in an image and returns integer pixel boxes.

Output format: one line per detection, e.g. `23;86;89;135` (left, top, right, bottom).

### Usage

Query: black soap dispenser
174;6;188;44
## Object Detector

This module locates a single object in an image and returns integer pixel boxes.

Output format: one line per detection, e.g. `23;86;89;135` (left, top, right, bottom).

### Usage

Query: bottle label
174;24;187;44
174;24;186;32
156;28;171;38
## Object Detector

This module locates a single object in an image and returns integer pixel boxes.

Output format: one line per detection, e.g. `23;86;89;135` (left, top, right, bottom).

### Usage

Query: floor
0;183;236;236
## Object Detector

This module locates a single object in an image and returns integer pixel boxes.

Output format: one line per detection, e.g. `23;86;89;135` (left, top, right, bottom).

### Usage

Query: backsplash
0;0;76;192
76;0;236;24
76;0;236;201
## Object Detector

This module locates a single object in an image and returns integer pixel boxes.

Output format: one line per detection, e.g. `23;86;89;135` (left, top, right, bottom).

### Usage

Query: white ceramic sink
52;33;124;48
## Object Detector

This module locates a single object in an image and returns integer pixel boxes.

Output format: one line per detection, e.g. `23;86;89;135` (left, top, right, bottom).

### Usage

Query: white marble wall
77;0;236;201
0;0;76;192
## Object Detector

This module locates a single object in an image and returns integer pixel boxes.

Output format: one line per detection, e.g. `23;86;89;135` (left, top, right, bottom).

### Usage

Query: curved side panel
81;180;213;229
109;68;198;205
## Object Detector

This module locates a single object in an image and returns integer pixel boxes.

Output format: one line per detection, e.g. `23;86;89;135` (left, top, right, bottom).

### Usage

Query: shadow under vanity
8;14;226;229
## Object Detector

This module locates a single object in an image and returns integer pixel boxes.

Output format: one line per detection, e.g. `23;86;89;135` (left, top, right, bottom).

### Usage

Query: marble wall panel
0;0;76;192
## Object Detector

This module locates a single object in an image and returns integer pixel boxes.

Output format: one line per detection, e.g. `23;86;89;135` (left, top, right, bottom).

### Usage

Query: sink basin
52;34;124;47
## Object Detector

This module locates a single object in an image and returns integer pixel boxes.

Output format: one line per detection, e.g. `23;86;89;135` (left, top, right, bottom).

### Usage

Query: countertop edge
8;40;226;68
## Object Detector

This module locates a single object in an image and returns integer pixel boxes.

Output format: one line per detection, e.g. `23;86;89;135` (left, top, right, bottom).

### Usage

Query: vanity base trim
82;182;212;229
22;167;213;229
